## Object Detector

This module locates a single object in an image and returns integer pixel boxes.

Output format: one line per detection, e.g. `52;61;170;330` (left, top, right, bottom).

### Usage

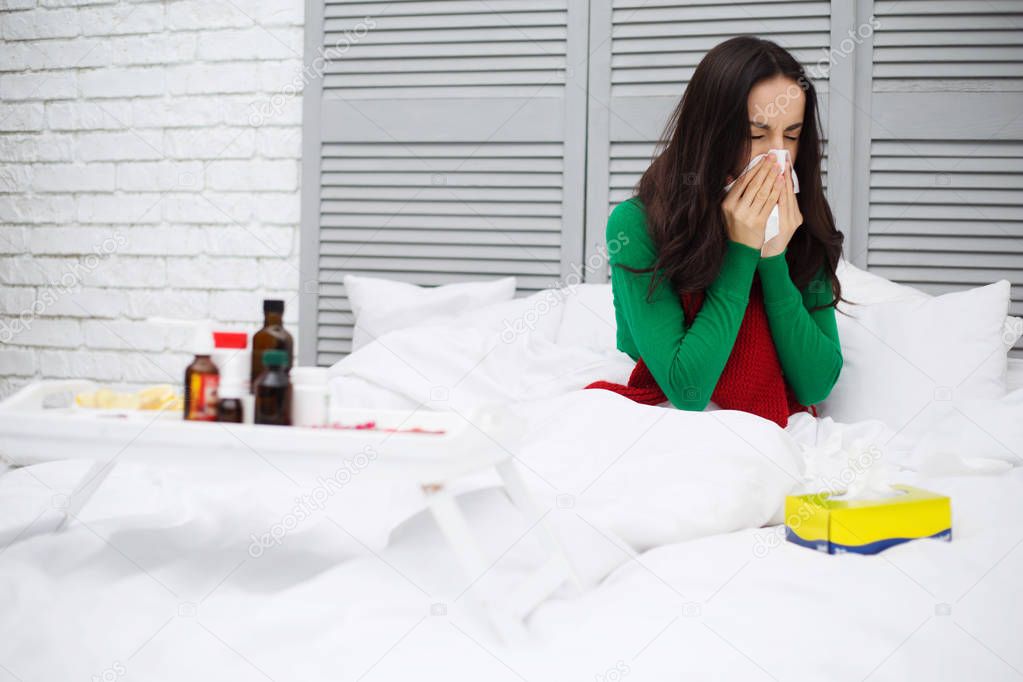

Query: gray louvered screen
872;0;1023;90
300;0;589;366
585;0;833;279
301;0;1023;362
867;0;1023;356
321;1;573;98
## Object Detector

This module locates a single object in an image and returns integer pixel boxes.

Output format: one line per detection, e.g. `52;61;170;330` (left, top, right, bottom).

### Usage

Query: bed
1;261;1021;681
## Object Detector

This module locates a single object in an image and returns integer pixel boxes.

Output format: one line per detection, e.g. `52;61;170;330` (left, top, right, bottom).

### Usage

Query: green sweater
608;197;843;411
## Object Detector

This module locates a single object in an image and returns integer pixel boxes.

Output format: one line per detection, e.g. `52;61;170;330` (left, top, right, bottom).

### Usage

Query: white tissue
722;149;799;244
798;417;896;501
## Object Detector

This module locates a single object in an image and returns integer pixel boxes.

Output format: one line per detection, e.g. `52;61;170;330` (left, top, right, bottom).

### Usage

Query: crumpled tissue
797;416;898;500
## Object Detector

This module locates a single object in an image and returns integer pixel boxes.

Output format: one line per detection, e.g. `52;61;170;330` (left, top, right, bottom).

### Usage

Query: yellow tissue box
784;485;951;555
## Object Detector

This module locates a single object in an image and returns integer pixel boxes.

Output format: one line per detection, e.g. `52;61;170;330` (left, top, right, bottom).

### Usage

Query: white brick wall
0;0;305;398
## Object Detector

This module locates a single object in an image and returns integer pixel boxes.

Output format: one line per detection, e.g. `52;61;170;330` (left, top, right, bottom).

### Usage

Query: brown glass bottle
184;355;219;421
254;349;292;426
251;299;293;393
216;395;243;423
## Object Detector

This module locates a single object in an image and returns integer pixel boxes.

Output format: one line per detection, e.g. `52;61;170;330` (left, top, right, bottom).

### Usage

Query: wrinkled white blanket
325;303;918;560
3;297;1022;681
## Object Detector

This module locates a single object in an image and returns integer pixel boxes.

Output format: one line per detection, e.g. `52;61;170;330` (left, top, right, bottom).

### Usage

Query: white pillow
836;259;927;304
820;279;1013;450
343;275;516;351
554;283;618;353
838;260;1022;351
452;288;566;343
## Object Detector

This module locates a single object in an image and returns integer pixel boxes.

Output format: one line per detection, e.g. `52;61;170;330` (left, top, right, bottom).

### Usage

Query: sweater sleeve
756;250;843;405
608;200;760;410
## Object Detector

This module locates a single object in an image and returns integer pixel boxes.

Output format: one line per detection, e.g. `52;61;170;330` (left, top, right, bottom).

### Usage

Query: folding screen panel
862;0;1023;354
300;0;589;364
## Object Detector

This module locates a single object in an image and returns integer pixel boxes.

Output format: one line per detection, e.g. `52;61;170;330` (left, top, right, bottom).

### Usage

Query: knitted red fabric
585;273;814;428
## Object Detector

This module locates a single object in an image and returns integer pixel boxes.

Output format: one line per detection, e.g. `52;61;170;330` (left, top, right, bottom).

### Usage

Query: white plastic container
211;331;250;392
289;366;329;428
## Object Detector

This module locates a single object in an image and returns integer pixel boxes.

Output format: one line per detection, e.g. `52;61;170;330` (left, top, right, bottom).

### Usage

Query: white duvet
1;296;1021;680
325;301;1016;552
1;460;1020;680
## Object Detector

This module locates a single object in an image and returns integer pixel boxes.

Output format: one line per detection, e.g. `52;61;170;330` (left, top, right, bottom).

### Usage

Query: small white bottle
289;366;329;427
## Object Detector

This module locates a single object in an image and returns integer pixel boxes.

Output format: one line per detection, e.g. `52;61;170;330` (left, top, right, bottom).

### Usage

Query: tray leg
57;460;115;531
423;484;528;644
494;460;587;596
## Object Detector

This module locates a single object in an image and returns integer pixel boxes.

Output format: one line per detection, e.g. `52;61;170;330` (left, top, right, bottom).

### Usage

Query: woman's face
744;75;806;168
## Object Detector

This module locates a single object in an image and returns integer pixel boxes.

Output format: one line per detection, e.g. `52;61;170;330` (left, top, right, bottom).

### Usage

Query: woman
586;36;845;429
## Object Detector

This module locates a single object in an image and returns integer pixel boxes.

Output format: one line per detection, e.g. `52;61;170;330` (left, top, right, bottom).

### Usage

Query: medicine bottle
254;349;292;426
251;300;293;393
184;325;219;422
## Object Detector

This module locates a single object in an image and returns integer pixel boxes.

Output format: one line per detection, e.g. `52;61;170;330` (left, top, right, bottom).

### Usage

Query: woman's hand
721;153;784;250
761;162;803;257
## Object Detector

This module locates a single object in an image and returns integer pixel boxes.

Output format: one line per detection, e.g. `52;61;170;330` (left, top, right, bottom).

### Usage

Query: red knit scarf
585;273;814;428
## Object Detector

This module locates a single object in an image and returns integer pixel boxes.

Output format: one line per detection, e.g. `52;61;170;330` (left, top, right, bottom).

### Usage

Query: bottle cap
263;299;285;315
213;331;247;349
262;349;289;367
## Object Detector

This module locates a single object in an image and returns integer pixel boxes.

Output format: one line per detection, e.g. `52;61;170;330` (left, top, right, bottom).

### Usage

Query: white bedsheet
1;303;1021;680
0;459;1020;681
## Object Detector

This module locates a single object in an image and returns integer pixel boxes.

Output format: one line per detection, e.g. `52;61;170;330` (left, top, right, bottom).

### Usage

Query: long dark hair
626;36;844;312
